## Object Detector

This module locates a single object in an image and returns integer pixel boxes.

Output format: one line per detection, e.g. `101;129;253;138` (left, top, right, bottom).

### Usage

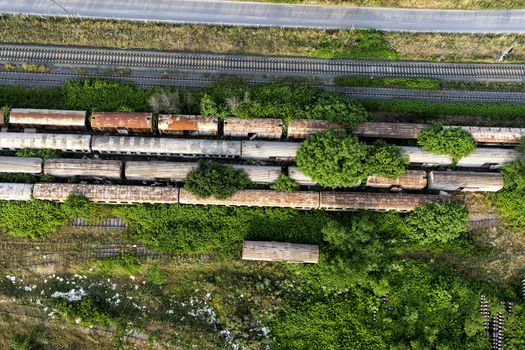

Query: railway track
2;70;525;104
2;44;525;82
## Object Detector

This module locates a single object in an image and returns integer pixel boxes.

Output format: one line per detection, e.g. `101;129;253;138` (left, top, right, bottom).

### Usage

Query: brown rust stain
320;192;443;212
354;122;430;139
90;112;152;132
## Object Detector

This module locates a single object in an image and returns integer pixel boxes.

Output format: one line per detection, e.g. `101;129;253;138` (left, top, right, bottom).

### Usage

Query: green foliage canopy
496;160;525;228
270;174;300;192
417;126;477;165
366;140;409;179
184;161;251;199
404;200;469;244
296;130;368;188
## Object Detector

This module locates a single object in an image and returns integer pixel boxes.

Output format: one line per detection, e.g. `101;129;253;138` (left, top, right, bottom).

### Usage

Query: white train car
44;159;123;179
0;133;92;153
0;183;33;201
241;141;300;162
428;171;504;192
91;136;241;158
0;156;42;174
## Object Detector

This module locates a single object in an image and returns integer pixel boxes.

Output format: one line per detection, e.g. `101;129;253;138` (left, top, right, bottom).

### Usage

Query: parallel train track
2;71;525;104
2;44;525;81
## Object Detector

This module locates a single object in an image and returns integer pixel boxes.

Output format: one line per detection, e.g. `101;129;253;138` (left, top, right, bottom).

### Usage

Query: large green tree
296;130;369;188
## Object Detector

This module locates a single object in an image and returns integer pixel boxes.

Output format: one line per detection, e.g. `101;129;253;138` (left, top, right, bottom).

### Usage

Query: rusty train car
1;182;446;212
242;240;319;264
3;109;524;145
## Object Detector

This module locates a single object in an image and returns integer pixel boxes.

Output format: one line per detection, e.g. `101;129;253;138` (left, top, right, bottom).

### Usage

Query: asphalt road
1;0;525;33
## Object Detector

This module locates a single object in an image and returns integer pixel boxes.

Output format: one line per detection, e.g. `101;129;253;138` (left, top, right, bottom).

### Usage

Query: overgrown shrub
417;126;476;164
366;140;409;179
404;200;469;244
335;76;442;90
496;160;525;228
200;81;367;128
16;148;62;160
518;137;525;153
184;161;251;199
270;174;300;192
296;130;368;188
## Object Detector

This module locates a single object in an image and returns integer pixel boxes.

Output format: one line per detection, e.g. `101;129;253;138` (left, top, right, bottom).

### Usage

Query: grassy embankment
1;15;525;62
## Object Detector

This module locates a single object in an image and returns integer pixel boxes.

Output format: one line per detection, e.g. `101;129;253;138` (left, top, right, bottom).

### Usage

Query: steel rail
1;71;524;104
1;44;525;81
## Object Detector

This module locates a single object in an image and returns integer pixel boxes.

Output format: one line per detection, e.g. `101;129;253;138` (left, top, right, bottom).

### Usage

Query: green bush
366;140;409;179
496;160;525;228
184;161;251;199
404;200;469;244
64;79;152;112
270;174;300;192
518;137;525;153
200;81;367;129
16;148;62;160
296;130;368;188
8;334;31;350
335;76;442;90
417;126;477;164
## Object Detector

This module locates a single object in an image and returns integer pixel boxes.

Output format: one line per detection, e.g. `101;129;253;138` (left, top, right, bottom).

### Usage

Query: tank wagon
44;159;122;180
9;109;87;130
224;118;283;139
428;171;504;192
125;161;281;184
157;115;218;136
90;112;153;135
242;240;319;263
0;156;42;174
33;183;179;204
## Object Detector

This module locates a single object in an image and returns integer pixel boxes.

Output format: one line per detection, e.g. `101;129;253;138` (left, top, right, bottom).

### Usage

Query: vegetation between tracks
3;15;525;62
417;125;477;165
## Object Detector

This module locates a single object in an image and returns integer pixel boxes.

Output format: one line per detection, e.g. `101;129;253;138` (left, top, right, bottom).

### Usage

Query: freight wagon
242;240;319;263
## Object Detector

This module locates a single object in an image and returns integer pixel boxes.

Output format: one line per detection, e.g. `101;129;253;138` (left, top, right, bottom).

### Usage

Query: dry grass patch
2;15;525;62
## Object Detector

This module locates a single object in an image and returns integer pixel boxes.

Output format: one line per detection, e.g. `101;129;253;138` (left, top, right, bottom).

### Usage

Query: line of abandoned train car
0;182;445;212
0;133;522;167
2;109;525;144
0;156;506;192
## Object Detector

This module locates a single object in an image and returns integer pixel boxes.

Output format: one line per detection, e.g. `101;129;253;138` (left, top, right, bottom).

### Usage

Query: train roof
428;171;504;192
90;112;153;133
157;115;218;135
242;240;319;263
241;141;300;161
366;170;428;190
224;118;283;139
44;159;122;179
320;192;443;212
286;119;345;139
33;183;179;204
0;156;42;174
445;126;525;144
9;109;86;129
0;182;33;201
354;122;429;140
91;136;241;157
179;189;319;209
0;133;92;152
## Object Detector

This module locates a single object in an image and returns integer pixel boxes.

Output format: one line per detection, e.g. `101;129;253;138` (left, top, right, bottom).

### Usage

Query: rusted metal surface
125;161;280;184
125;161;198;181
0;156;42;174
0;132;92;153
241;141;299;161
319;192;443;212
354;122;430;139
445;125;525;144
91;136;241;158
90;112;153;134
428;171;504;192
286;119;345;139
224;118;283;139
0;110;4;128
33;183;179;204
9;109;87;130
44;159;122;179
157;115;218;136
0;183;33;200
179;189;319;209
367;170;428;190
242;240;319;263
